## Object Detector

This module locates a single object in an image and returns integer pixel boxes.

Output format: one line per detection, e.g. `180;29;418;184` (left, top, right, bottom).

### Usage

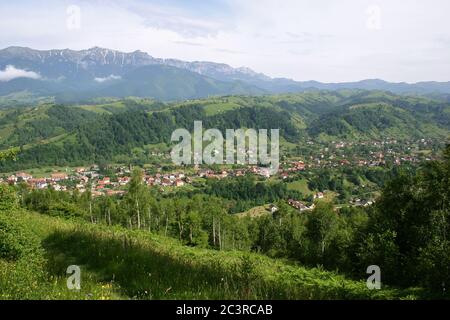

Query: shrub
0;214;41;261
0;185;18;212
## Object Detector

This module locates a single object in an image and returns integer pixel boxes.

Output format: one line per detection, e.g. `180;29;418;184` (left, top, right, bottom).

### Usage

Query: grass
1;165;74;177
0;210;426;300
203;102;241;116
236;205;271;218
0;211;120;300
319;191;337;203
79;101;126;114
287;178;312;195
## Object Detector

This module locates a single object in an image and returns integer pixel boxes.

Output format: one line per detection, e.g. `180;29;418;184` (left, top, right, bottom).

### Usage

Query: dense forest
0;104;296;170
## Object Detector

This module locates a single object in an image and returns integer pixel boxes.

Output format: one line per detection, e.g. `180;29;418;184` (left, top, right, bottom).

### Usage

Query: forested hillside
0;90;449;171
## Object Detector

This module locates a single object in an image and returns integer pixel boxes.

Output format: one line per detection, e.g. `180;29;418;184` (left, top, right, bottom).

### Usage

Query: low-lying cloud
0;65;42;82
94;74;122;83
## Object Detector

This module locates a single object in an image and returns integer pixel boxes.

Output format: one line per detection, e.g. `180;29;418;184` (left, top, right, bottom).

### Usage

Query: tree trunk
212;217;216;247
136;199;141;229
89;201;93;224
148;207;152;232
218;220;222;250
165;214;169;237
178;220;183;241
223;229;226;250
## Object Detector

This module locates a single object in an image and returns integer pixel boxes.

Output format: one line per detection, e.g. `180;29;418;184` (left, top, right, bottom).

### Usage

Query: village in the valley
1;137;440;211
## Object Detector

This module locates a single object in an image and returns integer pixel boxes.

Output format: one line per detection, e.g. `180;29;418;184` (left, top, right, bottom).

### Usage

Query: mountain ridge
1;46;450;103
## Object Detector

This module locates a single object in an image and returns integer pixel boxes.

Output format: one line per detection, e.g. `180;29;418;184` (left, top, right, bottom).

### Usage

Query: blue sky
1;0;450;83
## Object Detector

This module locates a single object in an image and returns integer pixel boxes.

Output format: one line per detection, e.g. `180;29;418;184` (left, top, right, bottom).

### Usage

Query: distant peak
130;49;152;57
87;46;108;52
1;46;33;52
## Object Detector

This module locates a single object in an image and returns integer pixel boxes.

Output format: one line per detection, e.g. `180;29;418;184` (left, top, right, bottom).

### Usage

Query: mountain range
1;46;450;103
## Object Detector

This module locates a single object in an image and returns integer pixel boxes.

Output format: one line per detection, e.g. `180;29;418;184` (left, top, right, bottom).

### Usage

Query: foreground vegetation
0;209;423;300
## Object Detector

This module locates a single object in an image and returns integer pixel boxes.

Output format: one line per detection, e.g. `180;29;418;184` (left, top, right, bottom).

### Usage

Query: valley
1;89;450;299
2;0;450;308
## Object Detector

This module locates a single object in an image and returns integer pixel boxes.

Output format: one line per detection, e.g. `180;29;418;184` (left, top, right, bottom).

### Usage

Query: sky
1;0;450;83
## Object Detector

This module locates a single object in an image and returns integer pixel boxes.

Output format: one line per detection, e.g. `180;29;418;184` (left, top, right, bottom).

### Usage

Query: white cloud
0;65;42;82
0;0;450;82
94;74;122;83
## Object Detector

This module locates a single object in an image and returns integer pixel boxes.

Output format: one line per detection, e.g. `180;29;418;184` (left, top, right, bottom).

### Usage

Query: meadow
0;209;424;300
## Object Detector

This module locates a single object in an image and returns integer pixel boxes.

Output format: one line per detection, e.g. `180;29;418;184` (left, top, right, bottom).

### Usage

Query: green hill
0;209;421;300
1;90;449;170
307;102;449;140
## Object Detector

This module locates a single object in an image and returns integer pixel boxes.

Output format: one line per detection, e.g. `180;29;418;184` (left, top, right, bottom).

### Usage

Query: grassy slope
0;105;51;146
236;205;272;218
287;178;312;195
0;210;425;300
